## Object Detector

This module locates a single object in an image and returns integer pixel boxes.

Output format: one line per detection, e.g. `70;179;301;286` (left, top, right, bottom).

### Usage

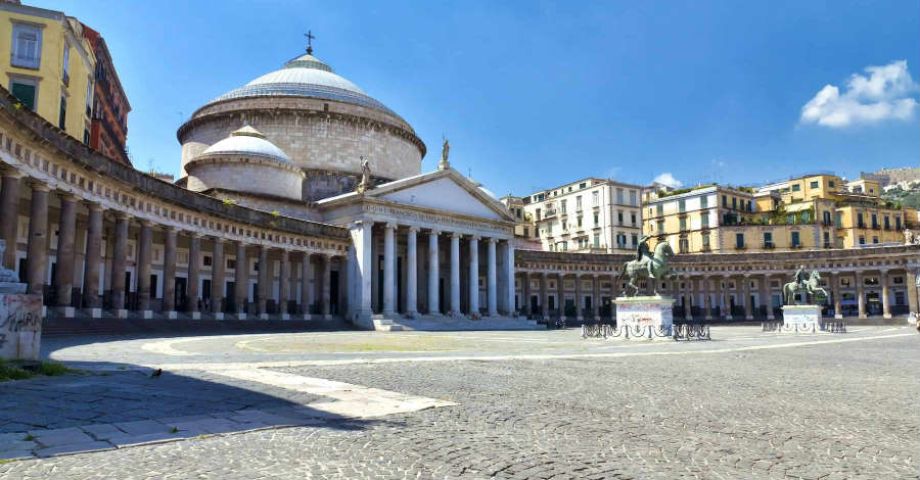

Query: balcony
544;209;557;218
790;244;803;249
763;242;775;249
734;244;746;250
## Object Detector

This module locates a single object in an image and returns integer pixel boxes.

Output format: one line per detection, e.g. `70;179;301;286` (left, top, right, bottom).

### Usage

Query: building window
679;217;687;231
617;211;623;225
656;204;663;216
10;76;39;111
732;197;737;209
576;196;582;211
561;200;567;214
616;188;624;204
678;199;686;213
701;212;709;228
630;213;637;226
62;43;70;85
735;233;745;249
593;233;600;248
656;220;664;233
896;216;902;230
629;190;637;206
631;233;638;246
702;234;710;250
857;213;865;228
871;214;878;229
884;216;890;229
593;213;599;224
829;180;836;188
58;94;67;129
577;216;583;228
791;231;800;247
562;221;567;230
722;195;728;208
872;236;878;244
11;23;42;69
763;231;773;248
823;231;830;247
809;181;819;189
858;236;865;245
203;255;213;267
835;211;843;228
592;191;599;206
792;184;801;192
701;196;708;208
679;237;689;253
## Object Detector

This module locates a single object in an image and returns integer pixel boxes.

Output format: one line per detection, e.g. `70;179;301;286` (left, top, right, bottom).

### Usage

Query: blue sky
33;0;920;195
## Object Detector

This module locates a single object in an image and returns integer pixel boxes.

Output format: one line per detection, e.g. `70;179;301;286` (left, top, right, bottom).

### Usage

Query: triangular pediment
376;172;510;221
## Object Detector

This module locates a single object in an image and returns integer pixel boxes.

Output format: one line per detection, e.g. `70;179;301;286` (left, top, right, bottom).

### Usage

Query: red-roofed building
81;23;130;166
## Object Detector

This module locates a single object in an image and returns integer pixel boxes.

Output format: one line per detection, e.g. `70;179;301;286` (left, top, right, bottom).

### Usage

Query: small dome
200;126;291;163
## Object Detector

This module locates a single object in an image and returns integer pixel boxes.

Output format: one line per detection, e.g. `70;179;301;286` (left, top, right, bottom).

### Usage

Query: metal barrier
761;320;847;333
581;323;710;341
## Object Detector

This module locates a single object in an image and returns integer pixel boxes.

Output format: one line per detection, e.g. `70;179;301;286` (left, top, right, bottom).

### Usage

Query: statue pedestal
781;305;821;333
612;296;675;340
0;286;43;361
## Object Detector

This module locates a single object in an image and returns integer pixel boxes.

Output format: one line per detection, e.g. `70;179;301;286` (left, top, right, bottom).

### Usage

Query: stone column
540;272;549;320
82;203;104;314
187;233;201;317
301;253;314;318
0;171;22;269
557;273;565;321
763;275;774;320
110;212;130;315
486;238;498;317
720;277;732;320
831;272;843;319
211;238;225;316
352;220;373;323
54;193;77;309
700;276;712;320
406;227;418;317
321;254;332;319
428;229;440;315
257;245;268;317
907;268;919;316
162;227;177;316
25;182;50;296
504;241;516;314
592;274;600;320
135;220;153;316
880;269;891;319
233;241;247;317
449;232;461;316
574;273;583;321
278;248;290;318
856;271;867;319
522;271;531;317
743;275;754;320
382;223;396;316
468;236;479;317
684;276;694;320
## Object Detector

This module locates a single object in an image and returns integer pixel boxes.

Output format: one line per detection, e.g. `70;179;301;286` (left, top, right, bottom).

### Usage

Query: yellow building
1;1;95;143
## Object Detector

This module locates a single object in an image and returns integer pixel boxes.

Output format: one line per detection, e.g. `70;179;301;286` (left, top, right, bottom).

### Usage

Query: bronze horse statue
620;241;674;296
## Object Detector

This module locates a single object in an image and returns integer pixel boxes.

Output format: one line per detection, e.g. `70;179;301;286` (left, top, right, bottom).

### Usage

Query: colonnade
353;221;515;320
514;267;920;322
0;172;344;320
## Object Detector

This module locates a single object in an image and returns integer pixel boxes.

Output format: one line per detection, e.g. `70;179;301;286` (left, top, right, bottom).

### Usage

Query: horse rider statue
782;265;829;305
621;235;674;297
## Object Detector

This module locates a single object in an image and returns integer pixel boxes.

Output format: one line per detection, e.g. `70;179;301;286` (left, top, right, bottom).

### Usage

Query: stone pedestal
781;305;821;333
612;296;675;340
0;285;42;361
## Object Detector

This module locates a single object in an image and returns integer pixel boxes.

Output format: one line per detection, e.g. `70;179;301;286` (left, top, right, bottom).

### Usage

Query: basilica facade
0;46;917;330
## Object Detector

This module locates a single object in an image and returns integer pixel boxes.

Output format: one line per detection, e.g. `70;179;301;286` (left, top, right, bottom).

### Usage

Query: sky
30;0;920;196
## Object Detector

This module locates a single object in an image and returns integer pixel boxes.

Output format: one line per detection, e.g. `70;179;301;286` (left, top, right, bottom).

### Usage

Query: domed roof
199;125;291;163
204;51;398;117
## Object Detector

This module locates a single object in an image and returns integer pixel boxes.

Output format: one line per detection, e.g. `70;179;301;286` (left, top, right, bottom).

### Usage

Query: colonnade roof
0;87;348;241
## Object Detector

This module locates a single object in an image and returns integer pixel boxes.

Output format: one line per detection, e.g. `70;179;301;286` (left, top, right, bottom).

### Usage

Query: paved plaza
0;326;918;479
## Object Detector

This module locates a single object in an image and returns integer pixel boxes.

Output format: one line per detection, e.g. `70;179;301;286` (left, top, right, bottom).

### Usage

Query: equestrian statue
620;235;674;297
782;265;828;305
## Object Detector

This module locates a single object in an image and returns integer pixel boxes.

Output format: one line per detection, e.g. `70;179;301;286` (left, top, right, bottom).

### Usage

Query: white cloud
800;60;919;128
653;172;683;188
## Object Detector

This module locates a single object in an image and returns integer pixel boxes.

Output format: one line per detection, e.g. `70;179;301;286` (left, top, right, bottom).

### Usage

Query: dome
200;125;291;163
204;52;398;117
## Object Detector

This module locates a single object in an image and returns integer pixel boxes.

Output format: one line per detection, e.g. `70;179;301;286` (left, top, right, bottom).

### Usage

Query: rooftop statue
438;138;450;171
355;156;371;194
782;265;828;305
621;235;674;297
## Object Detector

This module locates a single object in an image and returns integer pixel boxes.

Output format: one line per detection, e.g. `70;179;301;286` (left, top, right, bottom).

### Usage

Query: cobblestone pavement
1;326;918;479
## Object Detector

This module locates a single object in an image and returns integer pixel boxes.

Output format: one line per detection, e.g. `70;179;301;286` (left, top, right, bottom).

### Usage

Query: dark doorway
330;270;340;315
438;278;445;314
175;277;187;310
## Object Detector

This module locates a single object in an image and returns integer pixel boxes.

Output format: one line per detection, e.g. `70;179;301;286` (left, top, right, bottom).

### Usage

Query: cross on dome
304;30;316;54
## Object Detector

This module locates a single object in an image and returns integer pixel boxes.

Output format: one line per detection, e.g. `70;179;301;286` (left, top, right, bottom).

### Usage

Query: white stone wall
186;161;303;201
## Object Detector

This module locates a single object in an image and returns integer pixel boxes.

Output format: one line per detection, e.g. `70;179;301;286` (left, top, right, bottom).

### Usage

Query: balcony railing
544;209;557;218
763;242;775;249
